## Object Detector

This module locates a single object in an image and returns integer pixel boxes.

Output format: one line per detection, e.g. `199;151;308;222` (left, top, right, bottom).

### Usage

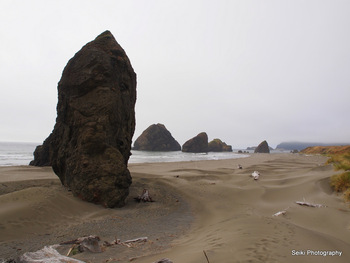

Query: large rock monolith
254;140;270;153
182;132;208;153
133;123;181;151
31;31;136;207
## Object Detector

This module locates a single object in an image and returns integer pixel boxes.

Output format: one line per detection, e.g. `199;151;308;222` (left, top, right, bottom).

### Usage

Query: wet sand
0;153;349;262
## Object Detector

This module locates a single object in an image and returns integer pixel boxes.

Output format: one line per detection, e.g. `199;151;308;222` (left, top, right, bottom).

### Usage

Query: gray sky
1;0;350;148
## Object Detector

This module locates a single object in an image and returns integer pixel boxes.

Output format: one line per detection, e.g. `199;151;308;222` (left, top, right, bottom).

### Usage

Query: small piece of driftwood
123;237;148;244
203;250;210;263
272;210;287;217
110;236;148;248
251;171;260;180
66;245;76;256
134;189;154;202
152;258;173;263
296;201;324;208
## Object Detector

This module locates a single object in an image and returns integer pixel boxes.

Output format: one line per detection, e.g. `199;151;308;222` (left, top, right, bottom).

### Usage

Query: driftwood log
120;237;148;248
19;245;85;263
296;201;324;208
134;189;154;202
152;259;173;263
103;236;148;248
272;210;287;217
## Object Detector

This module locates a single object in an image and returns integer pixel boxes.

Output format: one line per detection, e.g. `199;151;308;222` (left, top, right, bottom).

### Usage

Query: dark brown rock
182;132;208;153
254;140;270;153
208;139;233;152
29;135;53;166
133;123;181;151
30;31;136;207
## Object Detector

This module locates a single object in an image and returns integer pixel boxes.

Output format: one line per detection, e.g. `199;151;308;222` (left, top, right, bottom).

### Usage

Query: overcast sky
1;0;349;148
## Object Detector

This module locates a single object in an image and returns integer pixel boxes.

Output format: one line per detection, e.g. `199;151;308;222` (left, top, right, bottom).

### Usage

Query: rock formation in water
182;132;208;153
208;139;233;152
133;123;181;151
30;31;136;207
254;140;270;153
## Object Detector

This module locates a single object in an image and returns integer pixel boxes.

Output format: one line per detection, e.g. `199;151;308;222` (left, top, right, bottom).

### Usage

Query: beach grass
330;171;350;192
302;145;350;201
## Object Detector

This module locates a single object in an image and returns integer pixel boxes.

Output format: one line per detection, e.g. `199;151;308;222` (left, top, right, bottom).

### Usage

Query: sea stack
31;31;136;207
182;132;208;153
254;140;270;153
133;123;181;151
208;139;233;152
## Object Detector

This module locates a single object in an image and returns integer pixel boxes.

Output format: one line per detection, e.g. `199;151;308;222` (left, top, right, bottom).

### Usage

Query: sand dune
0;166;191;262
0;154;349;262
130;154;349;263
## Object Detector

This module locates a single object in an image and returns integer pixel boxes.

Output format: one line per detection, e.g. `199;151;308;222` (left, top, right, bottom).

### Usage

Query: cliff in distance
276;142;350;151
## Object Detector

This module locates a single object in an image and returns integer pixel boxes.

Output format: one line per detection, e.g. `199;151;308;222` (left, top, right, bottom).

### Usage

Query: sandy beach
1;153;349;262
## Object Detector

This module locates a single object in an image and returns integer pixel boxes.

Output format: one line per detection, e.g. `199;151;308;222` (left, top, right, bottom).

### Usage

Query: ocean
0;142;39;166
0;142;249;166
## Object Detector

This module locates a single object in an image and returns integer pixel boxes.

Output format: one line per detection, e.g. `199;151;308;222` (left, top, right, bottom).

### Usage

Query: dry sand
0;153;349;262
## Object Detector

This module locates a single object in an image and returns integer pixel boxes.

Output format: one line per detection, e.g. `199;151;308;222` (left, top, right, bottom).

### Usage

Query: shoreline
1;153;350;262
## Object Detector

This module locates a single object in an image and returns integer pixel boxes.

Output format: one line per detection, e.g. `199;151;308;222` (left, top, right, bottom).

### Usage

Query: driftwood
26;235;149;260
296;201;324;208
123;237;148;244
19;245;85;263
251;171;260;180
103;236;148;248
272;210;287;217
121;237;148;247
203;250;210;263
134;189;154;202
152;258;173;263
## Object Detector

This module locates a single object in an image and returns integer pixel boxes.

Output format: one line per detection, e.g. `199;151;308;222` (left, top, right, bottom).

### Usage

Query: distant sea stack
133;123;181;151
208;139;232;152
254;140;270;153
30;31;136;208
182;132;208;153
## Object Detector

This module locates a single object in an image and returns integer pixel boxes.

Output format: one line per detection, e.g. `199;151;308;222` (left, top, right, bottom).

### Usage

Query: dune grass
301;146;350;201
